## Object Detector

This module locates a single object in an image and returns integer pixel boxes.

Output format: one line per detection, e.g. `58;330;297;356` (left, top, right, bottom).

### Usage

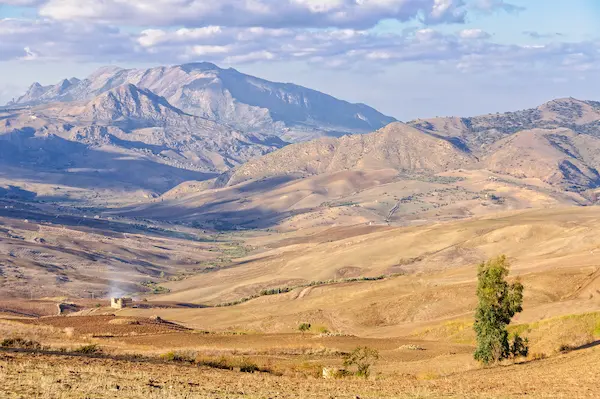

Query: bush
73;344;101;354
195;355;234;370
558;343;575;353
474;255;528;365
160;351;195;363
1;338;42;350
298;323;311;334
239;359;260;373
343;346;379;378
510;333;529;359
318;326;330;334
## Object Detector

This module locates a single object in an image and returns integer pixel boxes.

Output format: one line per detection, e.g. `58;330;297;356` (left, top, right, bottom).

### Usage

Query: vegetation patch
1;337;43;350
73;344;102;355
140;281;171;295
215;274;399;307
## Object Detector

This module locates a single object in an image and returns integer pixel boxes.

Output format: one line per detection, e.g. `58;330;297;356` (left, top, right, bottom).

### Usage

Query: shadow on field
573;340;600;351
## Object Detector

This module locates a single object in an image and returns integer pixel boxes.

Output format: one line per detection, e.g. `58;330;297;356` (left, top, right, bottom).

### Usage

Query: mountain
219;101;600;192
221;122;475;186
9;62;396;141
409;97;600;150
0;83;286;202
123;98;600;231
78;83;187;126
483;128;600;190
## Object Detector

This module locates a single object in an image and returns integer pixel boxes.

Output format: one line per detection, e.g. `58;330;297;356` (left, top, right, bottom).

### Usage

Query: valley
1;206;600;398
3;65;600;398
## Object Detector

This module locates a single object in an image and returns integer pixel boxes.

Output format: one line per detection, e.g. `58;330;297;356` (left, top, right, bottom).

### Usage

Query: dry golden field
1;206;600;397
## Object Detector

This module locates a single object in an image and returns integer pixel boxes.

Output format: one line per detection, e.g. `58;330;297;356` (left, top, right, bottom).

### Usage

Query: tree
343;346;379;378
298;323;311;334
474;255;528;365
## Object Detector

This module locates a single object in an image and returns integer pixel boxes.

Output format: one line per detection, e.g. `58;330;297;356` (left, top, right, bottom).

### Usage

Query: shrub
161;351;195;363
473;255;528;365
558;343;575;353
73;344;101;355
1;338;42;350
239;359;260;373
509;333;529;359
343;346;379;378
322;367;352;379
195;355;234;370
298;323;311;334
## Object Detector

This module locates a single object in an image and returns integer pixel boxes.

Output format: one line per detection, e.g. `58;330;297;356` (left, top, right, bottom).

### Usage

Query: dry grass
1;345;600;398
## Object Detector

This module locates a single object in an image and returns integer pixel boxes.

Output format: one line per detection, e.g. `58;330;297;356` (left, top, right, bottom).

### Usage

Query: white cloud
473;0;524;14
0;18;132;62
1;15;599;80
38;0;467;28
21;46;38;60
0;0;45;5
459;28;490;40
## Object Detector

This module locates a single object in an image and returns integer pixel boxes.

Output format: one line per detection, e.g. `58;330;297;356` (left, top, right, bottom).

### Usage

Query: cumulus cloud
3;16;598;80
37;0;468;29
0;18;133;62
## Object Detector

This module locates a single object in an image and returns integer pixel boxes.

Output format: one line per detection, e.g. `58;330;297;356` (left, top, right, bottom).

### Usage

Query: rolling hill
124;104;600;230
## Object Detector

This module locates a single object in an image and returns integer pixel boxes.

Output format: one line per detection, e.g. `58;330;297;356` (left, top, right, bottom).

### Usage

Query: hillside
409;97;600;150
222;122;475;187
9;62;396;141
0;84;286;202
3;207;600;399
0;208;225;299
128;206;600;337
124;114;600;230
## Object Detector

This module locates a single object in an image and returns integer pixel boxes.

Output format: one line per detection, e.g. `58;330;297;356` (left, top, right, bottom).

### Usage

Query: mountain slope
9;63;396;141
409;98;600;151
222;122;475;186
0;84;287;201
78;83;187;126
127;103;600;230
482;128;600;190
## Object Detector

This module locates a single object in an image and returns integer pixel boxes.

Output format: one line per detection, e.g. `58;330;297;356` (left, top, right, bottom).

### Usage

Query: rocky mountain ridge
0;82;287;198
217;98;600;193
9;62;396;142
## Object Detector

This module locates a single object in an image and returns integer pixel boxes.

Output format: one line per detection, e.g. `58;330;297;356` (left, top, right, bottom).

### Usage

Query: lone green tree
474;255;528;365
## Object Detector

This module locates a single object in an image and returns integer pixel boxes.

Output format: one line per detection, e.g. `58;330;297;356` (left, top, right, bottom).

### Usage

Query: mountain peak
57;78;73;90
541;97;585;106
79;83;186;127
8;63;395;140
179;62;223;73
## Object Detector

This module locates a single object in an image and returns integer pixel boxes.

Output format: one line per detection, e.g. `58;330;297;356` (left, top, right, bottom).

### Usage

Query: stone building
111;297;133;309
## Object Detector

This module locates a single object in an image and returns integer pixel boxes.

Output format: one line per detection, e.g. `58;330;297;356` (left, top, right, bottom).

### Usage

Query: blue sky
1;0;600;120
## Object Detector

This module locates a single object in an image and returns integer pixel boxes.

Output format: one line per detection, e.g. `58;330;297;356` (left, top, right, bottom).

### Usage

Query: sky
1;0;600;120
